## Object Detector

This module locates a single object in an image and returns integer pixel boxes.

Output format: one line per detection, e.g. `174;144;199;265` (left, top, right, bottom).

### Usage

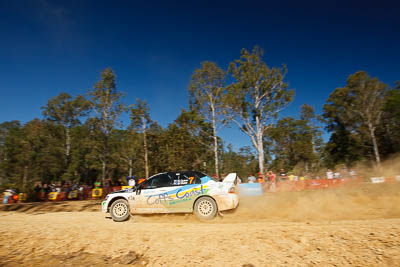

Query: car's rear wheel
194;196;217;220
110;199;130;222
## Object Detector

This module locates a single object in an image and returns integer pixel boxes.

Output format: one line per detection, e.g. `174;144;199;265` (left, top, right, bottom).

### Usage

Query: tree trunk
23;166;28;189
128;158;133;177
65;127;71;161
143;121;149;178
102;137;107;183
255;116;265;176
212;110;219;178
102;159;106;183
368;122;381;166
213;134;219;178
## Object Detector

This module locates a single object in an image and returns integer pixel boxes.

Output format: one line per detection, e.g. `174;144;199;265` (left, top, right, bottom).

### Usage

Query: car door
132;173;176;213
167;172;204;212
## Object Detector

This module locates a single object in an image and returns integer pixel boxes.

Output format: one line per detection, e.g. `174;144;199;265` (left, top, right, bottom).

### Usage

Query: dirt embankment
1;183;400;266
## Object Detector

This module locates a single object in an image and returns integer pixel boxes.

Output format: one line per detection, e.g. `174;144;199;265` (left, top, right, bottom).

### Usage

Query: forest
1;46;399;191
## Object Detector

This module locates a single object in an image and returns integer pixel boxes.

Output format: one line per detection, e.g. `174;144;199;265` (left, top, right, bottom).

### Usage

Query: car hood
109;188;136;194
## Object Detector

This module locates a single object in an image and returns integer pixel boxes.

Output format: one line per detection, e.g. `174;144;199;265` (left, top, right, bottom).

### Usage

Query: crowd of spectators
2;170;360;203
246;168;358;184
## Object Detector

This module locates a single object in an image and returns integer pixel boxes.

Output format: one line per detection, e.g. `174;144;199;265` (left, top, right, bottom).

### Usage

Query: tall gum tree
323;71;387;166
189;61;225;178
130;99;152;178
224;46;294;176
88;68;124;182
42;93;90;170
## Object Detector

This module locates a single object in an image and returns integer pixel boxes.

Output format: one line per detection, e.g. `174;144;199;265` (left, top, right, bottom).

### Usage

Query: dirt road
1;183;400;266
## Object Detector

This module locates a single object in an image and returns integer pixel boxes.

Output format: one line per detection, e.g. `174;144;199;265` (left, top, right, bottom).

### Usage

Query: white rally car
102;171;240;221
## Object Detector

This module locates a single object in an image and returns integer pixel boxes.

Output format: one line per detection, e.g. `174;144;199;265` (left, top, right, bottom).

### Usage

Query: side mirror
136;184;142;195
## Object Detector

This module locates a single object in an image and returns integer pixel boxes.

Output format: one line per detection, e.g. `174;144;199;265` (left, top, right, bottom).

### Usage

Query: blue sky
0;1;399;149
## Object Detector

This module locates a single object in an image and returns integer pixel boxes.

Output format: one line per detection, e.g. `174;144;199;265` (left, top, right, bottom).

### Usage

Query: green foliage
189;61;225;119
323;71;389;165
323;125;365;168
377;81;400;155
225;46;294;125
89;68;125;136
221;145;258;179
129;99;151;131
42;93;90;128
266;112;323;174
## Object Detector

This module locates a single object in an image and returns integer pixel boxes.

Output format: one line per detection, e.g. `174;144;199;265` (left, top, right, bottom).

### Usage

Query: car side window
179;172;201;185
144;174;173;189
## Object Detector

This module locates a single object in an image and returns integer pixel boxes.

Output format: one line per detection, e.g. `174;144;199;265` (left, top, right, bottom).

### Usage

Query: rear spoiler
222;173;241;185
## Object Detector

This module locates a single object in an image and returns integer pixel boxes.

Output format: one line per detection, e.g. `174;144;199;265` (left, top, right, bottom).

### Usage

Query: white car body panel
102;173;240;215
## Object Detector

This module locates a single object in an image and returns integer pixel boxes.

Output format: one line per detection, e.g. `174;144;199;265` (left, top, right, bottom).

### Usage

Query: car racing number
173;176;195;185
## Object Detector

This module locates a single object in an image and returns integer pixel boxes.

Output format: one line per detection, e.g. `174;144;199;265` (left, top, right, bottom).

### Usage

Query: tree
129;99;151;178
0;121;22;186
173;109;214;172
267;114;323;174
189;61;225;178
224;46;294;175
116;130;143;178
88;68;124;182
42;93;90;176
323;124;365;168
323;71;387;165
377;81;400;156
221;144;257;179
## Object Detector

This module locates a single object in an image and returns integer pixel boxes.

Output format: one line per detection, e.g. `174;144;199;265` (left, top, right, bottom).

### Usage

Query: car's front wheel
110;199;130;222
194;196;217;220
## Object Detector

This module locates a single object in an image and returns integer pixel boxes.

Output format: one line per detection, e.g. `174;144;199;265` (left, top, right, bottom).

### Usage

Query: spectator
3;189;13;204
115;178;123;186
43;183;50;200
268;171;276;192
94;181;102;188
63;182;71;201
257;172;265;183
78;184;84;200
279;169;286;181
34;182;42;201
247;175;256;183
128;176;136;187
326;170;334;179
104;178;112;194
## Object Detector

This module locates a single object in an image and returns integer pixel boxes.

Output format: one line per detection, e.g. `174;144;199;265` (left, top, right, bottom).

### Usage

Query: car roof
146;171;207;180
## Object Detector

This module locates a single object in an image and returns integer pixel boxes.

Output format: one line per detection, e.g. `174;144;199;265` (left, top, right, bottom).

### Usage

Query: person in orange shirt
257;172;265;183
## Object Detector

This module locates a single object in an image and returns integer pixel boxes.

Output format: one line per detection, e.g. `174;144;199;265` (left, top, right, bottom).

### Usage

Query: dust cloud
354;154;400;179
224;183;400;223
